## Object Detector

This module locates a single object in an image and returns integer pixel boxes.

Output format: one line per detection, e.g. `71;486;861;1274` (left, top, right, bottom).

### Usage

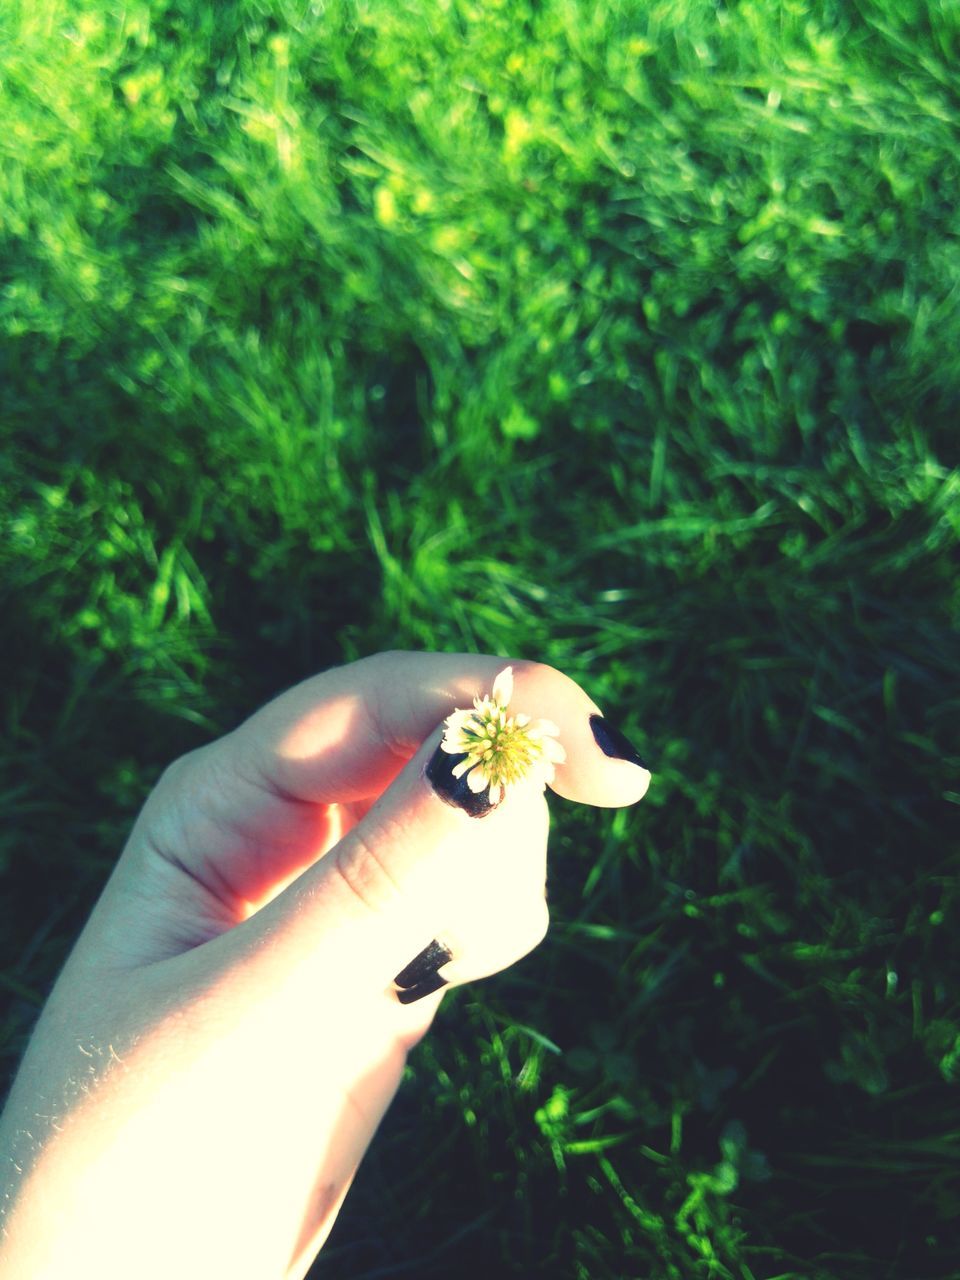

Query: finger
234;649;651;809
394;781;551;998
394;895;552;1004
197;724;552;1003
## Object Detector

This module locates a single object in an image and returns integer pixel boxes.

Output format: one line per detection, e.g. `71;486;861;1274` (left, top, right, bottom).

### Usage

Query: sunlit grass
2;0;959;1276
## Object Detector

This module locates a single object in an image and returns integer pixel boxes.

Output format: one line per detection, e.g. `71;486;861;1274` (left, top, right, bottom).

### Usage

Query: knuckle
147;747;204;813
366;649;404;676
511;657;550;681
140;740;237;857
331;825;406;918
156;742;217;792
155;752;191;793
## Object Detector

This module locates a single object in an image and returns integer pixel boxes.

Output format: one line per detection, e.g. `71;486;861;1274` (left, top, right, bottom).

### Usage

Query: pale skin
0;651;651;1280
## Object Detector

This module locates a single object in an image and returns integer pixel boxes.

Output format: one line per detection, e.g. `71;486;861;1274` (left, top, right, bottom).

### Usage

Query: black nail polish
394;939;453;989
425;743;500;818
396;969;449;1004
589;714;650;770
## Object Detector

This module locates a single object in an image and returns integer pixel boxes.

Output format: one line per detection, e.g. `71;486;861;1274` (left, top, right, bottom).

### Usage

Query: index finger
237;650;652;809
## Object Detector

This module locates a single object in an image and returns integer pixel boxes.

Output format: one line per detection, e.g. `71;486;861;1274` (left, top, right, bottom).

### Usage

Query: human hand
0;651;651;1280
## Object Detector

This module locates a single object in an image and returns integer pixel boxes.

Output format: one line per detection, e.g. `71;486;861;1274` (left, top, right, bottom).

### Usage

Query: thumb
208;720;551;1004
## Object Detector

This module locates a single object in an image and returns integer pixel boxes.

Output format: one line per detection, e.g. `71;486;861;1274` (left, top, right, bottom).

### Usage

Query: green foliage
2;0;959;1275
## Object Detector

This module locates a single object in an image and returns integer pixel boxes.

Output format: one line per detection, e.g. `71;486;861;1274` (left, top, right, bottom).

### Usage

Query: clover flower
439;666;566;805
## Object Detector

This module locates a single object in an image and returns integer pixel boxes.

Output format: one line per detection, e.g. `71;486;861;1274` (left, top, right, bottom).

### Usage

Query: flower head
438;666;566;805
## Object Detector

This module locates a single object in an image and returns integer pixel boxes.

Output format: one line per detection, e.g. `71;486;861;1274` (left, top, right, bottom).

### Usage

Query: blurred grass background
2;0;959;1275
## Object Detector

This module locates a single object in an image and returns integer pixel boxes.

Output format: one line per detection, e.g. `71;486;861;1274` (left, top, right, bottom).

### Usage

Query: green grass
2;0;960;1275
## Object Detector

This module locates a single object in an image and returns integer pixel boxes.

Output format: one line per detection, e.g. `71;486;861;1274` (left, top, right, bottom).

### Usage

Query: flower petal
436;666;570;804
492;666;513;708
466;766;489;793
527;718;560;739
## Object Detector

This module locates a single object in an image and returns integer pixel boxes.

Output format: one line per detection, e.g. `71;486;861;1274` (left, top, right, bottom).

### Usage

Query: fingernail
425;743;501;818
589;714;651;770
396;969;448;1004
394;939;453;989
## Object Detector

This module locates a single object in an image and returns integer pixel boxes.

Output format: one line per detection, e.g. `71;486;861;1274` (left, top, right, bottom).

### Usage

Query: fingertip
551;757;652;808
613;759;653;807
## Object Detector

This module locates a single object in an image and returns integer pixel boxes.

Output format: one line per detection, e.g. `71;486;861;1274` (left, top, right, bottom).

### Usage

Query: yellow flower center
466;715;538;784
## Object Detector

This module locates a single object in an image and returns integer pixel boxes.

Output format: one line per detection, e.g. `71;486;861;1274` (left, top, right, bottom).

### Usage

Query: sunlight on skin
0;756;549;1278
241;803;347;920
278;694;363;764
1;960;417;1280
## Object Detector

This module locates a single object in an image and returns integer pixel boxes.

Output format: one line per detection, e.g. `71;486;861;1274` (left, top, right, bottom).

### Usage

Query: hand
0;651;650;1280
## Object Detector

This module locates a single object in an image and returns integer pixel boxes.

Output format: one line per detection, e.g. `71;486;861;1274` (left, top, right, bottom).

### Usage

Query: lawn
2;0;959;1276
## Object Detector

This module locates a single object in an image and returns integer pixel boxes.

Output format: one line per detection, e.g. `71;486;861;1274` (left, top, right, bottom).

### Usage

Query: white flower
439;666;566;805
